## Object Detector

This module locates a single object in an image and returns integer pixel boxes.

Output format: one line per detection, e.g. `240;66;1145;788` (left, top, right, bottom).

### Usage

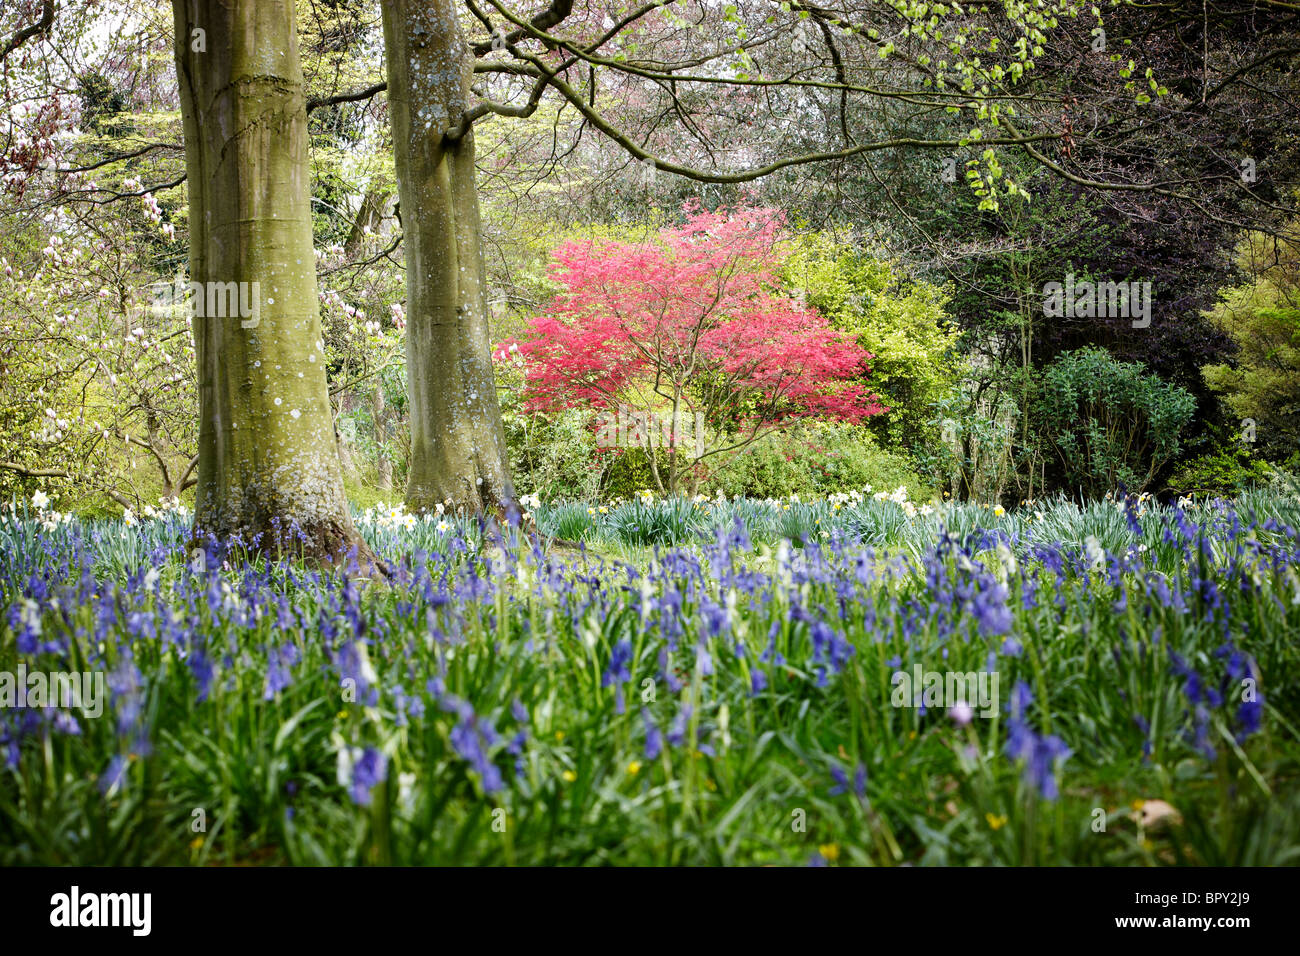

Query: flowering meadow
2;489;1299;866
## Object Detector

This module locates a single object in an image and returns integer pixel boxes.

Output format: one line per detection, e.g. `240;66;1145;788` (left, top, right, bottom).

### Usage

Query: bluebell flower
450;713;505;794
52;711;81;736
602;639;633;688
1191;706;1216;761
642;708;663;761
696;640;714;677
1009;680;1033;719
972;581;1011;637
506;729;527;756
1003;682;1070;799
666;705;691;748
1237;696;1264;741
99;754;128;796
350;747;387;806
1133;714;1153;761
263;645;294;699
830;764;850;796
1005;720;1071;800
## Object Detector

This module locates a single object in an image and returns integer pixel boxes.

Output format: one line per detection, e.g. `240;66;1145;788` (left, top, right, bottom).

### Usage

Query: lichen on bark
173;0;380;573
382;0;515;517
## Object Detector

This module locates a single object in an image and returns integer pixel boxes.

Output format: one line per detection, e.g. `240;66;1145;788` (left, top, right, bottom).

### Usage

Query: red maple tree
499;202;885;492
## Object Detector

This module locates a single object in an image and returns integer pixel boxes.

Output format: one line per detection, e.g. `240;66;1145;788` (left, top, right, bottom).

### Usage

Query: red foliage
500;202;886;433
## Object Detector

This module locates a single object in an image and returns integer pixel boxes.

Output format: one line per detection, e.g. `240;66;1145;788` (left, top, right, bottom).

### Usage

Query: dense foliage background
2;1;1298;514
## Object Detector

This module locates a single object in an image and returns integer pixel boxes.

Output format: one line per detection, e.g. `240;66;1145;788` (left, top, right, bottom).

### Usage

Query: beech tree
171;0;377;568
505;203;883;492
382;0;513;515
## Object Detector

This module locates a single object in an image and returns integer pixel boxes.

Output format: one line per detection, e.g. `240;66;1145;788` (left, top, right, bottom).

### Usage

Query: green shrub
1034;347;1195;498
1164;441;1273;497
781;233;963;452
600;446;698;500
703;421;931;501
1201;231;1300;464
499;376;605;500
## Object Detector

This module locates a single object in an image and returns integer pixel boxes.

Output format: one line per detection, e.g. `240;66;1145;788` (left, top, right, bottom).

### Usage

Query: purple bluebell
642;708;663;761
350;747;387;805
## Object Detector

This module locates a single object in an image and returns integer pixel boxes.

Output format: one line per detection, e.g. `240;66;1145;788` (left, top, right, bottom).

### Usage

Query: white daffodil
1084;535;1106;570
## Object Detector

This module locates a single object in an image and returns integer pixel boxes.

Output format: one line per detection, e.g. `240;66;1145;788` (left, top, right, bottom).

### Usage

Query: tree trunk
382;0;514;517
173;0;379;572
344;186;390;259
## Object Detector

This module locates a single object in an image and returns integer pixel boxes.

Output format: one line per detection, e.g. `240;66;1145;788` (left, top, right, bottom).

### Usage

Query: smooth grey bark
173;0;378;570
382;0;514;517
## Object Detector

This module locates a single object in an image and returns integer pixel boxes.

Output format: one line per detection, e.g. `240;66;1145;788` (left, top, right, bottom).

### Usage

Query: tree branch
306;82;387;113
0;0;53;63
